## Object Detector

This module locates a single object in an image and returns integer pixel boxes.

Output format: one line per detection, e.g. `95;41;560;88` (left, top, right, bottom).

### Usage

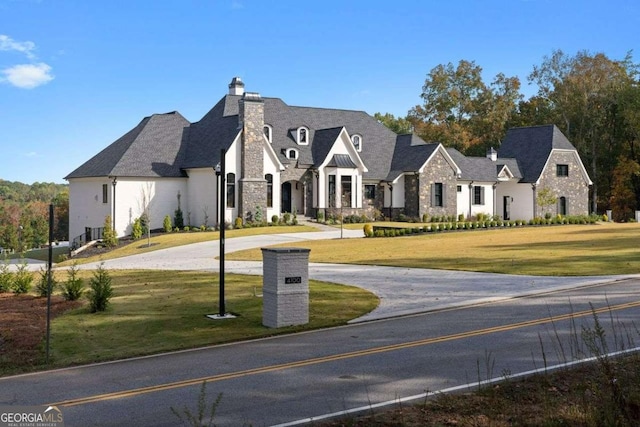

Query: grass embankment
58;225;318;265
228;222;640;276
39;270;376;370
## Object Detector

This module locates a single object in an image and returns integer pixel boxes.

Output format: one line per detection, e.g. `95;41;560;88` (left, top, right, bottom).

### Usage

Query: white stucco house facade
65;78;592;245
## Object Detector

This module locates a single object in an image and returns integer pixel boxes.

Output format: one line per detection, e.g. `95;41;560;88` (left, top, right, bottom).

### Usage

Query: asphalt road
2;278;640;426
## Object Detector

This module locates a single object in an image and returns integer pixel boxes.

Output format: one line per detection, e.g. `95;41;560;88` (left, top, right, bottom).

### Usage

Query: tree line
0;180;69;252
376;49;640;221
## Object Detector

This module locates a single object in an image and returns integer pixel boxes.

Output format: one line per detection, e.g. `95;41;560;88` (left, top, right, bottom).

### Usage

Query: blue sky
1;0;638;184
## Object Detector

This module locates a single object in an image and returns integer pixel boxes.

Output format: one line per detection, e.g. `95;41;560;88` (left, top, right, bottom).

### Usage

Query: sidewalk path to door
72;226;637;323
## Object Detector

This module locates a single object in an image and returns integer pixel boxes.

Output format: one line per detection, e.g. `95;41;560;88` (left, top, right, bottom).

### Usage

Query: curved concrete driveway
68;226;638;322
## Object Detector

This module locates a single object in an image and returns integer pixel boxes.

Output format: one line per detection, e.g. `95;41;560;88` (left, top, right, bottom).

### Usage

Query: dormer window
351;134;362;152
297;127;308;145
287;148;299;160
263;125;272;143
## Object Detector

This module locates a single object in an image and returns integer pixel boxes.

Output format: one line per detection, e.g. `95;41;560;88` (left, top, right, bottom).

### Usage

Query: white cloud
0;34;36;59
0;34;54;89
1;62;54;89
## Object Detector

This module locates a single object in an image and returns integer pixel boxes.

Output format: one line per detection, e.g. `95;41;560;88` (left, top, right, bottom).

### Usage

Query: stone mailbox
261;247;310;328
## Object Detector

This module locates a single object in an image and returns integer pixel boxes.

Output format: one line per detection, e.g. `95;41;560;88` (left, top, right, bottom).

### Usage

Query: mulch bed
0;293;82;370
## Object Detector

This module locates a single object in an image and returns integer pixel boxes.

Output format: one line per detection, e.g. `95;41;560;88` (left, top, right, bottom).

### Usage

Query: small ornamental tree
11;259;33;294
88;263;113;312
536;187;557;219
0;260;12;293
102;215;118;248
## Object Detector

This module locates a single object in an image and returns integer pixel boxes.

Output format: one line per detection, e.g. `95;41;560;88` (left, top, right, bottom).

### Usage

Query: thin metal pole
219;148;226;316
46;203;53;364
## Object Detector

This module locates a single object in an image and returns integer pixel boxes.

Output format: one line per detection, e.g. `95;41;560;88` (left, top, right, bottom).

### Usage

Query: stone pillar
261;248;310;328
239;92;267;222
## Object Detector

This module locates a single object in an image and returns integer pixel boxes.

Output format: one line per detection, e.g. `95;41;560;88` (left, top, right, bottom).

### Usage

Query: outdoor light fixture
110;176;118;233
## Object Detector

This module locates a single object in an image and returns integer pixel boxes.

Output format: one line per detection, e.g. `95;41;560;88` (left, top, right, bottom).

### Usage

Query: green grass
59;225;317;266
3;246;68;262
49;270;378;367
227;222;640;276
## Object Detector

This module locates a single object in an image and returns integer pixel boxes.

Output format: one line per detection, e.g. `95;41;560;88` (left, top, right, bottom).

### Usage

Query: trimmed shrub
163;215;173;233
62;262;85;301
88;263;113;313
234;217;243;229
282;213;291;224
174;208;184;229
363;223;374;237
131;217;143;240
102;215;118;248
35;267;57;297
271;215;279;225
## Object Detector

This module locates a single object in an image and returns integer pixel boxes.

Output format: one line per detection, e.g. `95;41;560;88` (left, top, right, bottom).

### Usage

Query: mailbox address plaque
285;276;302;284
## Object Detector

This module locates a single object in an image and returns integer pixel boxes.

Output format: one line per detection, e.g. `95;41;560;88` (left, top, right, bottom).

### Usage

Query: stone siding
239;93;267;221
418;150;457;218
537;151;590;216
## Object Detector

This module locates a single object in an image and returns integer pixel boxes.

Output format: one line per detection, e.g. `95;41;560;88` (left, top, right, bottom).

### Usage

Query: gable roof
386;135;441;181
446;148;522;182
65;112;190;179
498;124;576;183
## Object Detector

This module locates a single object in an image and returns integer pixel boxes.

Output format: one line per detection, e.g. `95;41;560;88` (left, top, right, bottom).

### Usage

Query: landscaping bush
163;215;173;233
174;208;184;229
35;267;57;297
11;260;33;294
88;263;113;313
102;215;118;248
234;217;243;229
131;217;143;240
271;215;279;225
282;213;291;224
363;223;374;237
316;211;325;223
62;262;85;301
0;261;12;293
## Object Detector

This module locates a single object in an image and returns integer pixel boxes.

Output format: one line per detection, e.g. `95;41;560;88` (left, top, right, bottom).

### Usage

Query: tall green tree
528;50;638;213
373;112;413;134
409;59;521;153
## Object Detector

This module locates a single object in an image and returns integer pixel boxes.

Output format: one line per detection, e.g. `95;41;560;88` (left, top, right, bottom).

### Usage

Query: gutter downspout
532;183;537;219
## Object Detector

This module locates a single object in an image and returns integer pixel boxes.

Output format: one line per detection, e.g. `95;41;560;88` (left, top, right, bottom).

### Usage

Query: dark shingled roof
498;124;576;183
446;148;522;182
386;135;439;181
65;112;190;179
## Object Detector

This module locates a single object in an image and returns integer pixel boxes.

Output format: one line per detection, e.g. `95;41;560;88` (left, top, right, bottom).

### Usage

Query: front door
282;182;292;213
503;196;511;220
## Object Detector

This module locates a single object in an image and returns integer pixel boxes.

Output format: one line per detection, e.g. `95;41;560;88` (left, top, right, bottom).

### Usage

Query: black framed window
432;183;444;207
557;164;569;177
473;186;485;205
102;184;108;204
265;174;273;208
364;184;376;200
328;175;336;208
341;176;352;207
226;173;235;208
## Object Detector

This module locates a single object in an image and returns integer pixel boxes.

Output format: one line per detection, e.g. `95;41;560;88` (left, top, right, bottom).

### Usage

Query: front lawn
0;270;378;375
227;222;640;276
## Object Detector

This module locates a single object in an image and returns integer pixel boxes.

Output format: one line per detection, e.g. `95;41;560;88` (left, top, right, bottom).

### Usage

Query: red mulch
0;293;82;370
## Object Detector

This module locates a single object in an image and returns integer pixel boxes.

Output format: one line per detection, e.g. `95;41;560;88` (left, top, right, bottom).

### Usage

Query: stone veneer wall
536;151;590;216
404;174;419;218
238;93;267;222
418;150;457;218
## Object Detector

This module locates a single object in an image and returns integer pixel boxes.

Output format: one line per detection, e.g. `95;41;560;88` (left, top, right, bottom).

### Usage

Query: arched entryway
281;180;304;214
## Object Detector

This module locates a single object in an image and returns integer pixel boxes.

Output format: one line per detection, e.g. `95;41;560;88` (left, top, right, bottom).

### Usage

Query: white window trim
351;134;362;152
287;148;299;159
297;127;309;145
264;124;272;143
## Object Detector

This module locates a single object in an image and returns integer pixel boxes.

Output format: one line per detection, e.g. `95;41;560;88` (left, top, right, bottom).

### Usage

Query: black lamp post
217;149;226;317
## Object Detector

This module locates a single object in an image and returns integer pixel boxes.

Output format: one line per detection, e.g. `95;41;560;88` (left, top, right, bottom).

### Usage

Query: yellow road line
50;299;640;407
